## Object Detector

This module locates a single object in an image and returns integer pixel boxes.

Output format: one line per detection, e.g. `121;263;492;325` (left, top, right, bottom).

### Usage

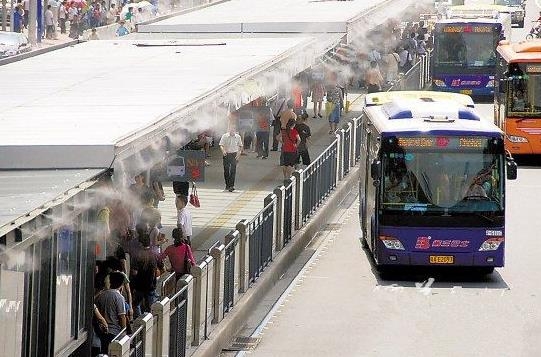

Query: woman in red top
159;228;195;280
278;119;301;180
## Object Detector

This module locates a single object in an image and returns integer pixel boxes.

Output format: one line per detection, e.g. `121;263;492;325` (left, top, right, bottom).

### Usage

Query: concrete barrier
191;165;359;357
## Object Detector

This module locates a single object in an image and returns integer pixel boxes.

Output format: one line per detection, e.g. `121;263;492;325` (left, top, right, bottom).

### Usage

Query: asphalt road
234;3;541;356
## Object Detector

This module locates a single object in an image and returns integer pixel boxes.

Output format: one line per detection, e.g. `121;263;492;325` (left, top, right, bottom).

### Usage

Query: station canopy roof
0;169;103;232
0;36;339;170
138;0;414;34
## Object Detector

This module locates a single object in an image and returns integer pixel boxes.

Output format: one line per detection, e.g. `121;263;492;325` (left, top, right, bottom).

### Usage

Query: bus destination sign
442;25;492;33
397;136;485;150
526;64;541;73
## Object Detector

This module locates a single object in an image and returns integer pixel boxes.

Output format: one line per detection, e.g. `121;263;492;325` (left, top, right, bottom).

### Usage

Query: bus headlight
507;135;528;143
379;235;405;250
486;80;495;88
433;79;446;87
479;237;504;251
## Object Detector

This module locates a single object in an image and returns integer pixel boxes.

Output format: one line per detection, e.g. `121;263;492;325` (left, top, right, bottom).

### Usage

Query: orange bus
494;39;541;154
495;40;541;154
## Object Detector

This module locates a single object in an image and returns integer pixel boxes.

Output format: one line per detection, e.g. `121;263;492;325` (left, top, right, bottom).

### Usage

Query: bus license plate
460;89;472;95
429;255;454;264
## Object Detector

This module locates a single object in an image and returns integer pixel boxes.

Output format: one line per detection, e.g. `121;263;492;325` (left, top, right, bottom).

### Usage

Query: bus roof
436;18;503;25
446;6;500;19
497;40;541;63
364;91;475;108
363;92;501;136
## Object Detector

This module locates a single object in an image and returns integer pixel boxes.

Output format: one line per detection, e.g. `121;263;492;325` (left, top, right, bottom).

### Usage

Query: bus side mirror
506;159;517;180
370;160;381;181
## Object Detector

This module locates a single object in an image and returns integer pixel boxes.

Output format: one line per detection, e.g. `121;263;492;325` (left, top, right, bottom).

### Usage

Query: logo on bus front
415;236;470;249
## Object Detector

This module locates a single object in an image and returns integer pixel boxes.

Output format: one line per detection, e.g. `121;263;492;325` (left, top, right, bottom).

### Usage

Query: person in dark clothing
295;112;312;167
94;271;127;354
130;227;163;318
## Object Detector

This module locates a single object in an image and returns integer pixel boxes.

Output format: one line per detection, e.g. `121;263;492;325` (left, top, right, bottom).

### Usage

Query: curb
192;165;360;357
0;38;79;66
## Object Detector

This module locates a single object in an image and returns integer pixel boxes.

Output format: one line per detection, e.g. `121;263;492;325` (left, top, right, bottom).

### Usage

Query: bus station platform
158;92;365;260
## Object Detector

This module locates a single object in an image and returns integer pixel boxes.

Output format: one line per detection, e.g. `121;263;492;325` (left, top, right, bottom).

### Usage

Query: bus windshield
381;138;503;214
506;63;541;117
434;30;497;68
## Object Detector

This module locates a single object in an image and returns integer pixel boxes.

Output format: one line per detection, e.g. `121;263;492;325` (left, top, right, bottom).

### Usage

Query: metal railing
223;232;238;313
104;47;433;357
247;199;274;284
301;140;338;224
169;285;189;357
390;52;432;92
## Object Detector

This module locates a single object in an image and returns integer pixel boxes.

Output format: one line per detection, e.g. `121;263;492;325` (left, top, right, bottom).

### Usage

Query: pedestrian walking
278;119;301;181
365;61;384;94
295;112;312;167
159;228;195;280
175;194;193;246
271;95;287;151
45;5;55;39
255;104;272;159
219;126;243;192
58;1;67;34
327;83;343;134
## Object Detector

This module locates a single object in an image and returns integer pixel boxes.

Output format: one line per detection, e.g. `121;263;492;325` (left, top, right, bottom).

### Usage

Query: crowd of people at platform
11;0;165;39
91;174;195;355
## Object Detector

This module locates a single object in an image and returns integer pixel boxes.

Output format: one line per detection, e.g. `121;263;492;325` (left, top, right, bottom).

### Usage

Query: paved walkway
159;92;366;259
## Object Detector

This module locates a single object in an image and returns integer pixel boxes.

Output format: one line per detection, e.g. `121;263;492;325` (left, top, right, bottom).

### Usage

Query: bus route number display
442;25;492;33
397;136;485;149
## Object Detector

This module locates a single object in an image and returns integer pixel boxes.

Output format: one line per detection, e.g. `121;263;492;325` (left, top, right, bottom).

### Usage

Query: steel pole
29;0;37;45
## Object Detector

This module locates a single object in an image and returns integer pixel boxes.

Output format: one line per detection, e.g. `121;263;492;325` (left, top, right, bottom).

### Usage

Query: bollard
178;274;195;348
151;297;171;357
236;220;250;293
272;185;286;251
210;243;225;324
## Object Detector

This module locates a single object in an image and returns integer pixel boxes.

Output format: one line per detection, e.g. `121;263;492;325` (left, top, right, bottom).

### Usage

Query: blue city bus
358;91;517;274
431;14;509;97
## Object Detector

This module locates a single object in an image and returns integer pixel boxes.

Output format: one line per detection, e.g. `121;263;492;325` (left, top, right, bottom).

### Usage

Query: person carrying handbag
159;228;195;280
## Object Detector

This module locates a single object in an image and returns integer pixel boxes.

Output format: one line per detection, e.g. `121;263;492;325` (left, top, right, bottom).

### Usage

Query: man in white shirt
175;195;193;245
58;1;67;34
219;125;243;192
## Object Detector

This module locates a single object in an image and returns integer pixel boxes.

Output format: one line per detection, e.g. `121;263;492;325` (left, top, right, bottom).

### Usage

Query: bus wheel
526;34;534;40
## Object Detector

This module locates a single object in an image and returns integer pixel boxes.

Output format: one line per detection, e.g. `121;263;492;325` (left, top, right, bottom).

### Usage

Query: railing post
191;256;213;346
292;169;303;230
289;176;297;235
133;313;154;357
335;133;342;184
108;335;130;357
236;220;250;293
151;297;171;357
350;118;357;165
178;274;195;348
210;243;225;324
273;185;286;251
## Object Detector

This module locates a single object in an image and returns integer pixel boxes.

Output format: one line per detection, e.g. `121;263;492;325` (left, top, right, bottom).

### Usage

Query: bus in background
495;40;541;154
359;91;517;274
431;7;510;97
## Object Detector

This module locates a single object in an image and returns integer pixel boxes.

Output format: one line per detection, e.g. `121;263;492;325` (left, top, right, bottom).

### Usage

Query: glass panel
0;250;29;357
54;226;77;353
435;31;497;68
381;136;504;215
507;63;541;116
